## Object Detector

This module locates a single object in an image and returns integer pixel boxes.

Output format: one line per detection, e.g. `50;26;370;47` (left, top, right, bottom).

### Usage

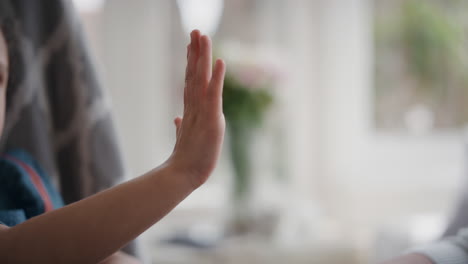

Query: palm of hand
170;30;226;188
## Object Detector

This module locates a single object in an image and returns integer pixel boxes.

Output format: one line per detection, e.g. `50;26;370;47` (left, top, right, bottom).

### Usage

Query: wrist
163;157;204;191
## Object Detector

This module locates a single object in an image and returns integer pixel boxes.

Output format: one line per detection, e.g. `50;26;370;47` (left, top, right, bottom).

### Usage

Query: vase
227;122;255;235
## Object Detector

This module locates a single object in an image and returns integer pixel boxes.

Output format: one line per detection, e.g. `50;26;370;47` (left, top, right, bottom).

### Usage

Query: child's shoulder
0;149;44;184
0;149;64;226
1;149;40;169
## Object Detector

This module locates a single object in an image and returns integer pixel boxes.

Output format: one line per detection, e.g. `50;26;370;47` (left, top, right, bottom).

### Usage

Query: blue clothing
0;150;64;226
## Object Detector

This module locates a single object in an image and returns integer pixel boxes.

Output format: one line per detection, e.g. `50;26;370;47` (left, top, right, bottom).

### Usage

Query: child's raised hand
168;30;226;188
0;30;224;262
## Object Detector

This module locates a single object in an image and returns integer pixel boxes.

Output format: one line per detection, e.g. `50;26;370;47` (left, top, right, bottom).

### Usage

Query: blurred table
149;235;360;264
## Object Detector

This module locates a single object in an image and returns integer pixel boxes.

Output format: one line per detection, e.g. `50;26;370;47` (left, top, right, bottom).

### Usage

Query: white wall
308;0;465;258
100;0;174;177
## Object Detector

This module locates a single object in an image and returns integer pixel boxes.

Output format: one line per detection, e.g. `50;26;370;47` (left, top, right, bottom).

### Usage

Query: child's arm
0;164;194;263
0;30;226;264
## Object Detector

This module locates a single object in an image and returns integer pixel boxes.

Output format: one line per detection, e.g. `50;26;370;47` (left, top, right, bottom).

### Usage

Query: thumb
174;117;183;136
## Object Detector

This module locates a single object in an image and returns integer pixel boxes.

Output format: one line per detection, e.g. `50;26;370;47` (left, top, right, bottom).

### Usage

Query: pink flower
232;63;283;89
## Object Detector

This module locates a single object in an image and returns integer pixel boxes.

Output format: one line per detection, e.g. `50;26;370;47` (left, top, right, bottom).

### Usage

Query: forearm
0;162;194;263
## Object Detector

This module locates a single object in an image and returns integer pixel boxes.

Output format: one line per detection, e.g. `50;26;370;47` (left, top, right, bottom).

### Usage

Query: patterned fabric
443;147;468;238
412;228;468;264
0;0;138;256
0;150;64;227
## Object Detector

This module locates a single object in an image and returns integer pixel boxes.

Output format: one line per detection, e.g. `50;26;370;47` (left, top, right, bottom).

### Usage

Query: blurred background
73;0;468;263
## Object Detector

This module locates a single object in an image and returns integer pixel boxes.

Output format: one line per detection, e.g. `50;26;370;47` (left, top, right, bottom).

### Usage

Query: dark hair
0;4;21;111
